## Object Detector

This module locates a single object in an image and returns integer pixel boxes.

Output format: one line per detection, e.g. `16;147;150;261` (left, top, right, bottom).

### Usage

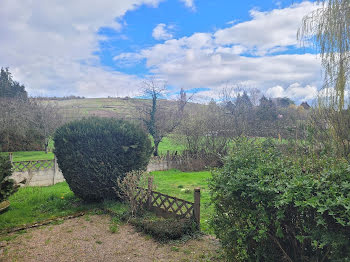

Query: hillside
44;97;203;122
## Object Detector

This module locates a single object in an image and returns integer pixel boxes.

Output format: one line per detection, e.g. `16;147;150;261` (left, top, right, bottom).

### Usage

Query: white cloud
0;0;163;97
214;1;319;55
152;23;174;40
180;0;195;10
266;83;318;101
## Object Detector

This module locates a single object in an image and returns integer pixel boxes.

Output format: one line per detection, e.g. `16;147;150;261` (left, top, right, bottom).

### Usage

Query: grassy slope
50;97;202;122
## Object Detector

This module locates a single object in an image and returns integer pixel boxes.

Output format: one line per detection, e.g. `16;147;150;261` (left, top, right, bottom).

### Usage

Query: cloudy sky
0;0;321;102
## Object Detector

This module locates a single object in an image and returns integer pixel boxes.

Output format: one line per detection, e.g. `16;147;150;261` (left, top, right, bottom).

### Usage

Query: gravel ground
0;214;221;262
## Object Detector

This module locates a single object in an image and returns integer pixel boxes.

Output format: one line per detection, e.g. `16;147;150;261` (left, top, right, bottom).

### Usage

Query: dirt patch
0;215;221;262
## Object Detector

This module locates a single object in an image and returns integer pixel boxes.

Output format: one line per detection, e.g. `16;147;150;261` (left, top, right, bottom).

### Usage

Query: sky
0;0;322;103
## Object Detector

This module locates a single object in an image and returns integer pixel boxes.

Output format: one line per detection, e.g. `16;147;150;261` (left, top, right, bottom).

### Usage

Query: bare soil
0;215;221;262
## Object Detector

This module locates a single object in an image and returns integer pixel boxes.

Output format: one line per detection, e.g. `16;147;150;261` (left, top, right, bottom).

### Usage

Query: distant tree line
34;95;85;101
174;89;310;164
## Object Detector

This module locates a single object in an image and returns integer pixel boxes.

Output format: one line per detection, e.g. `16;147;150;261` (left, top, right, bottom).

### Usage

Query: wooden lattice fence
136;177;201;229
11;160;55;172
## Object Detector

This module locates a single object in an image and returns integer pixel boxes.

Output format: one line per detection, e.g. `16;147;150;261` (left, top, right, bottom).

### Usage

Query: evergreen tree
0;67;27;99
257;96;277;121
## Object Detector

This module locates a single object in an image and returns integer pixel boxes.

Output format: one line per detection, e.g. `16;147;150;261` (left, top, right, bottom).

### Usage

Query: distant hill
43;97;203;122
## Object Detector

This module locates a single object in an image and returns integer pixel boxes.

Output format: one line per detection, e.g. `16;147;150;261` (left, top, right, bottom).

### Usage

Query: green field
3;135;183;162
0;169;212;233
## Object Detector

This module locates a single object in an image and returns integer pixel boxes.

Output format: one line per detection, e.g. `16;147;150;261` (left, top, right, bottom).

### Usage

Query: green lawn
0;169;213;234
10;151;55;161
0;183;101;231
157;136;185;155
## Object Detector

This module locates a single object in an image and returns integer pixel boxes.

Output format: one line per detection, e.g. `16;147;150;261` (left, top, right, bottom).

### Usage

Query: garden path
0;214;220;262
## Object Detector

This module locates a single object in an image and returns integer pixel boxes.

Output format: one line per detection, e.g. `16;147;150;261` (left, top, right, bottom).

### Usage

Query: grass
0;183;98;231
0;182;129;232
156;136;185;155
0;169;212;234
151;169;213;233
10;151;55;161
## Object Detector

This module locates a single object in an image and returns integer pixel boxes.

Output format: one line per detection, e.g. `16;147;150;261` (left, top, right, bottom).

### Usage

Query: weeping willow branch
298;0;350;110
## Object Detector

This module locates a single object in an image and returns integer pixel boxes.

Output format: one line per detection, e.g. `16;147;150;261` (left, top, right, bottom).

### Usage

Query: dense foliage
54;117;152;202
210;138;350;261
0;155;17;201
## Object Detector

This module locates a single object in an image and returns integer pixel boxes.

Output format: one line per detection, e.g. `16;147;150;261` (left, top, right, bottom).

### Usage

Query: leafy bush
210;138;350;262
54;117;152;202
130;214;196;242
0;155;17;202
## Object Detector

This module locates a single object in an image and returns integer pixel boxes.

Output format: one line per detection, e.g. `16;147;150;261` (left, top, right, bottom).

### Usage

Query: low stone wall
11;158;65;186
12;169;65;187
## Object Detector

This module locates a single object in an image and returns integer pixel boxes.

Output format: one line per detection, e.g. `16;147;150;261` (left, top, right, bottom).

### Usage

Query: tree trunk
45;138;49;154
154;140;160;156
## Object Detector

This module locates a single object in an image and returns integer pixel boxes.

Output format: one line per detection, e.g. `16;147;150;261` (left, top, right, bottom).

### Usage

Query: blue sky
97;0;311;75
0;0;321;102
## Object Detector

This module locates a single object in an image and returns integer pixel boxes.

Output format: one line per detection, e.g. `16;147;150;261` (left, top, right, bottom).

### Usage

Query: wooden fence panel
12;160;54;172
136;178;200;228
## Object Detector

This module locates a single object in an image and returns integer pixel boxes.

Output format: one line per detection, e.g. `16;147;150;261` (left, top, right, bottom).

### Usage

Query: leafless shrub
115;170;151;218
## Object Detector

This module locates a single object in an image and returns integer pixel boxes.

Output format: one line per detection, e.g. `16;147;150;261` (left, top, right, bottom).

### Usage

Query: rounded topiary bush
54;117;152;202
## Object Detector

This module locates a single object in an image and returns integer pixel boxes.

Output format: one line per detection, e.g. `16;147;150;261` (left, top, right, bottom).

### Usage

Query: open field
2;135;184;161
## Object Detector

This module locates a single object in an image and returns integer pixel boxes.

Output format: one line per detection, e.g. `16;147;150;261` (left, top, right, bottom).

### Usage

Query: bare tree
34;101;63;153
0;98;31;151
140;79;191;156
249;88;262;107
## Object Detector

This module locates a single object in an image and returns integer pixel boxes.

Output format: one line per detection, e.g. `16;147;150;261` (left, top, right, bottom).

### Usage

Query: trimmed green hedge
54;117;152;202
210;138;350;261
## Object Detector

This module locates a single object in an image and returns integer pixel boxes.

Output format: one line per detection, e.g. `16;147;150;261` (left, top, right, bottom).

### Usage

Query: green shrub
130;214;196;242
210;138;350;262
0;155;17;202
54;117;152;202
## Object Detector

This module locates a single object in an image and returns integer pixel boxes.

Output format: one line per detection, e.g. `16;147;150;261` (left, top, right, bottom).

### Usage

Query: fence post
147;176;153;209
194;188;200;230
166;150;170;169
9;152;13;163
53;155;58;185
